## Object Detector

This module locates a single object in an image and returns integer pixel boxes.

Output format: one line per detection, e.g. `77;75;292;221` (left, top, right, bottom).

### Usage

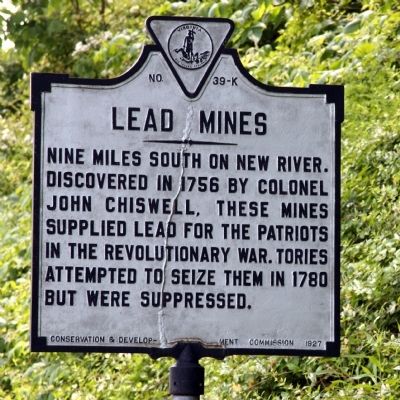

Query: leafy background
0;0;399;398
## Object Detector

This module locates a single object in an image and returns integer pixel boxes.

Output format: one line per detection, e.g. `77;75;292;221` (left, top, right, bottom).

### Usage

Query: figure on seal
175;29;196;63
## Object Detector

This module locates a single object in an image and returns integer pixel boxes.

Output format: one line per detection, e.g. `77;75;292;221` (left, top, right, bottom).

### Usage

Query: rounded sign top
168;23;214;70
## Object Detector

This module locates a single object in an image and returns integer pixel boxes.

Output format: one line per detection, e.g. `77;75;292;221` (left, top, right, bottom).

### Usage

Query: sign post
31;16;343;397
169;345;204;399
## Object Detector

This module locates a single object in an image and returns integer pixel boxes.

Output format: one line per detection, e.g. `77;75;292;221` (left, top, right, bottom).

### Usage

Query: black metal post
169;345;205;399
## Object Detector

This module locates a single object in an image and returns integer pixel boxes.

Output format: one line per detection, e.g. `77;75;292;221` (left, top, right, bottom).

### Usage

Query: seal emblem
168;24;213;70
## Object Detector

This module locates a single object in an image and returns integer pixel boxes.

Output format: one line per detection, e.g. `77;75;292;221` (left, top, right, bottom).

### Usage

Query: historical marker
31;16;343;358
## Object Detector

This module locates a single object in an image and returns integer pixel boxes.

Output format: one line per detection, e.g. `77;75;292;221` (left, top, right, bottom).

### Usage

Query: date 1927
305;340;322;347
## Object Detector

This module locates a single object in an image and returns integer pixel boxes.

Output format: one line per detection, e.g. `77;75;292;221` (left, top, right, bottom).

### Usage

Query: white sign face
31;16;342;357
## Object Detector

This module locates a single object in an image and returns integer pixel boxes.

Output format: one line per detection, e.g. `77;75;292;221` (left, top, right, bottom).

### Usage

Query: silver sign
31;16;342;357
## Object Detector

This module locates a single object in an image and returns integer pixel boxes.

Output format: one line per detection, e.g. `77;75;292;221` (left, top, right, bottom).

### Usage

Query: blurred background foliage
0;0;399;398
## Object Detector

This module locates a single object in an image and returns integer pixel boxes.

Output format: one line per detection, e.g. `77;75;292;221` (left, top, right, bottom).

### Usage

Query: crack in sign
157;104;194;347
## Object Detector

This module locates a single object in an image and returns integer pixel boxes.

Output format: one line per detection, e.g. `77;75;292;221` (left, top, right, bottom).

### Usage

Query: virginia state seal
168;23;213;70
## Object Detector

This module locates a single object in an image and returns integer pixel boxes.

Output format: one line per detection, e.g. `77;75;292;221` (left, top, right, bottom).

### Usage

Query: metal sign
31;16;343;358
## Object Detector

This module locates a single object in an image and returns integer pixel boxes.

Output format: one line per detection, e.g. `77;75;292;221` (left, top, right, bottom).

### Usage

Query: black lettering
239;111;251;134
87;290;130;307
161;109;173;131
255;112;267;135
127;107;140;131
199;110;214;133
47;147;85;164
143;108;157;131
112;107;124;130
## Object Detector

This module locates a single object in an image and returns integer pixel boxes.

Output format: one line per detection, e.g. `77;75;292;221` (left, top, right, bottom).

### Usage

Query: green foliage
1;0;400;398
